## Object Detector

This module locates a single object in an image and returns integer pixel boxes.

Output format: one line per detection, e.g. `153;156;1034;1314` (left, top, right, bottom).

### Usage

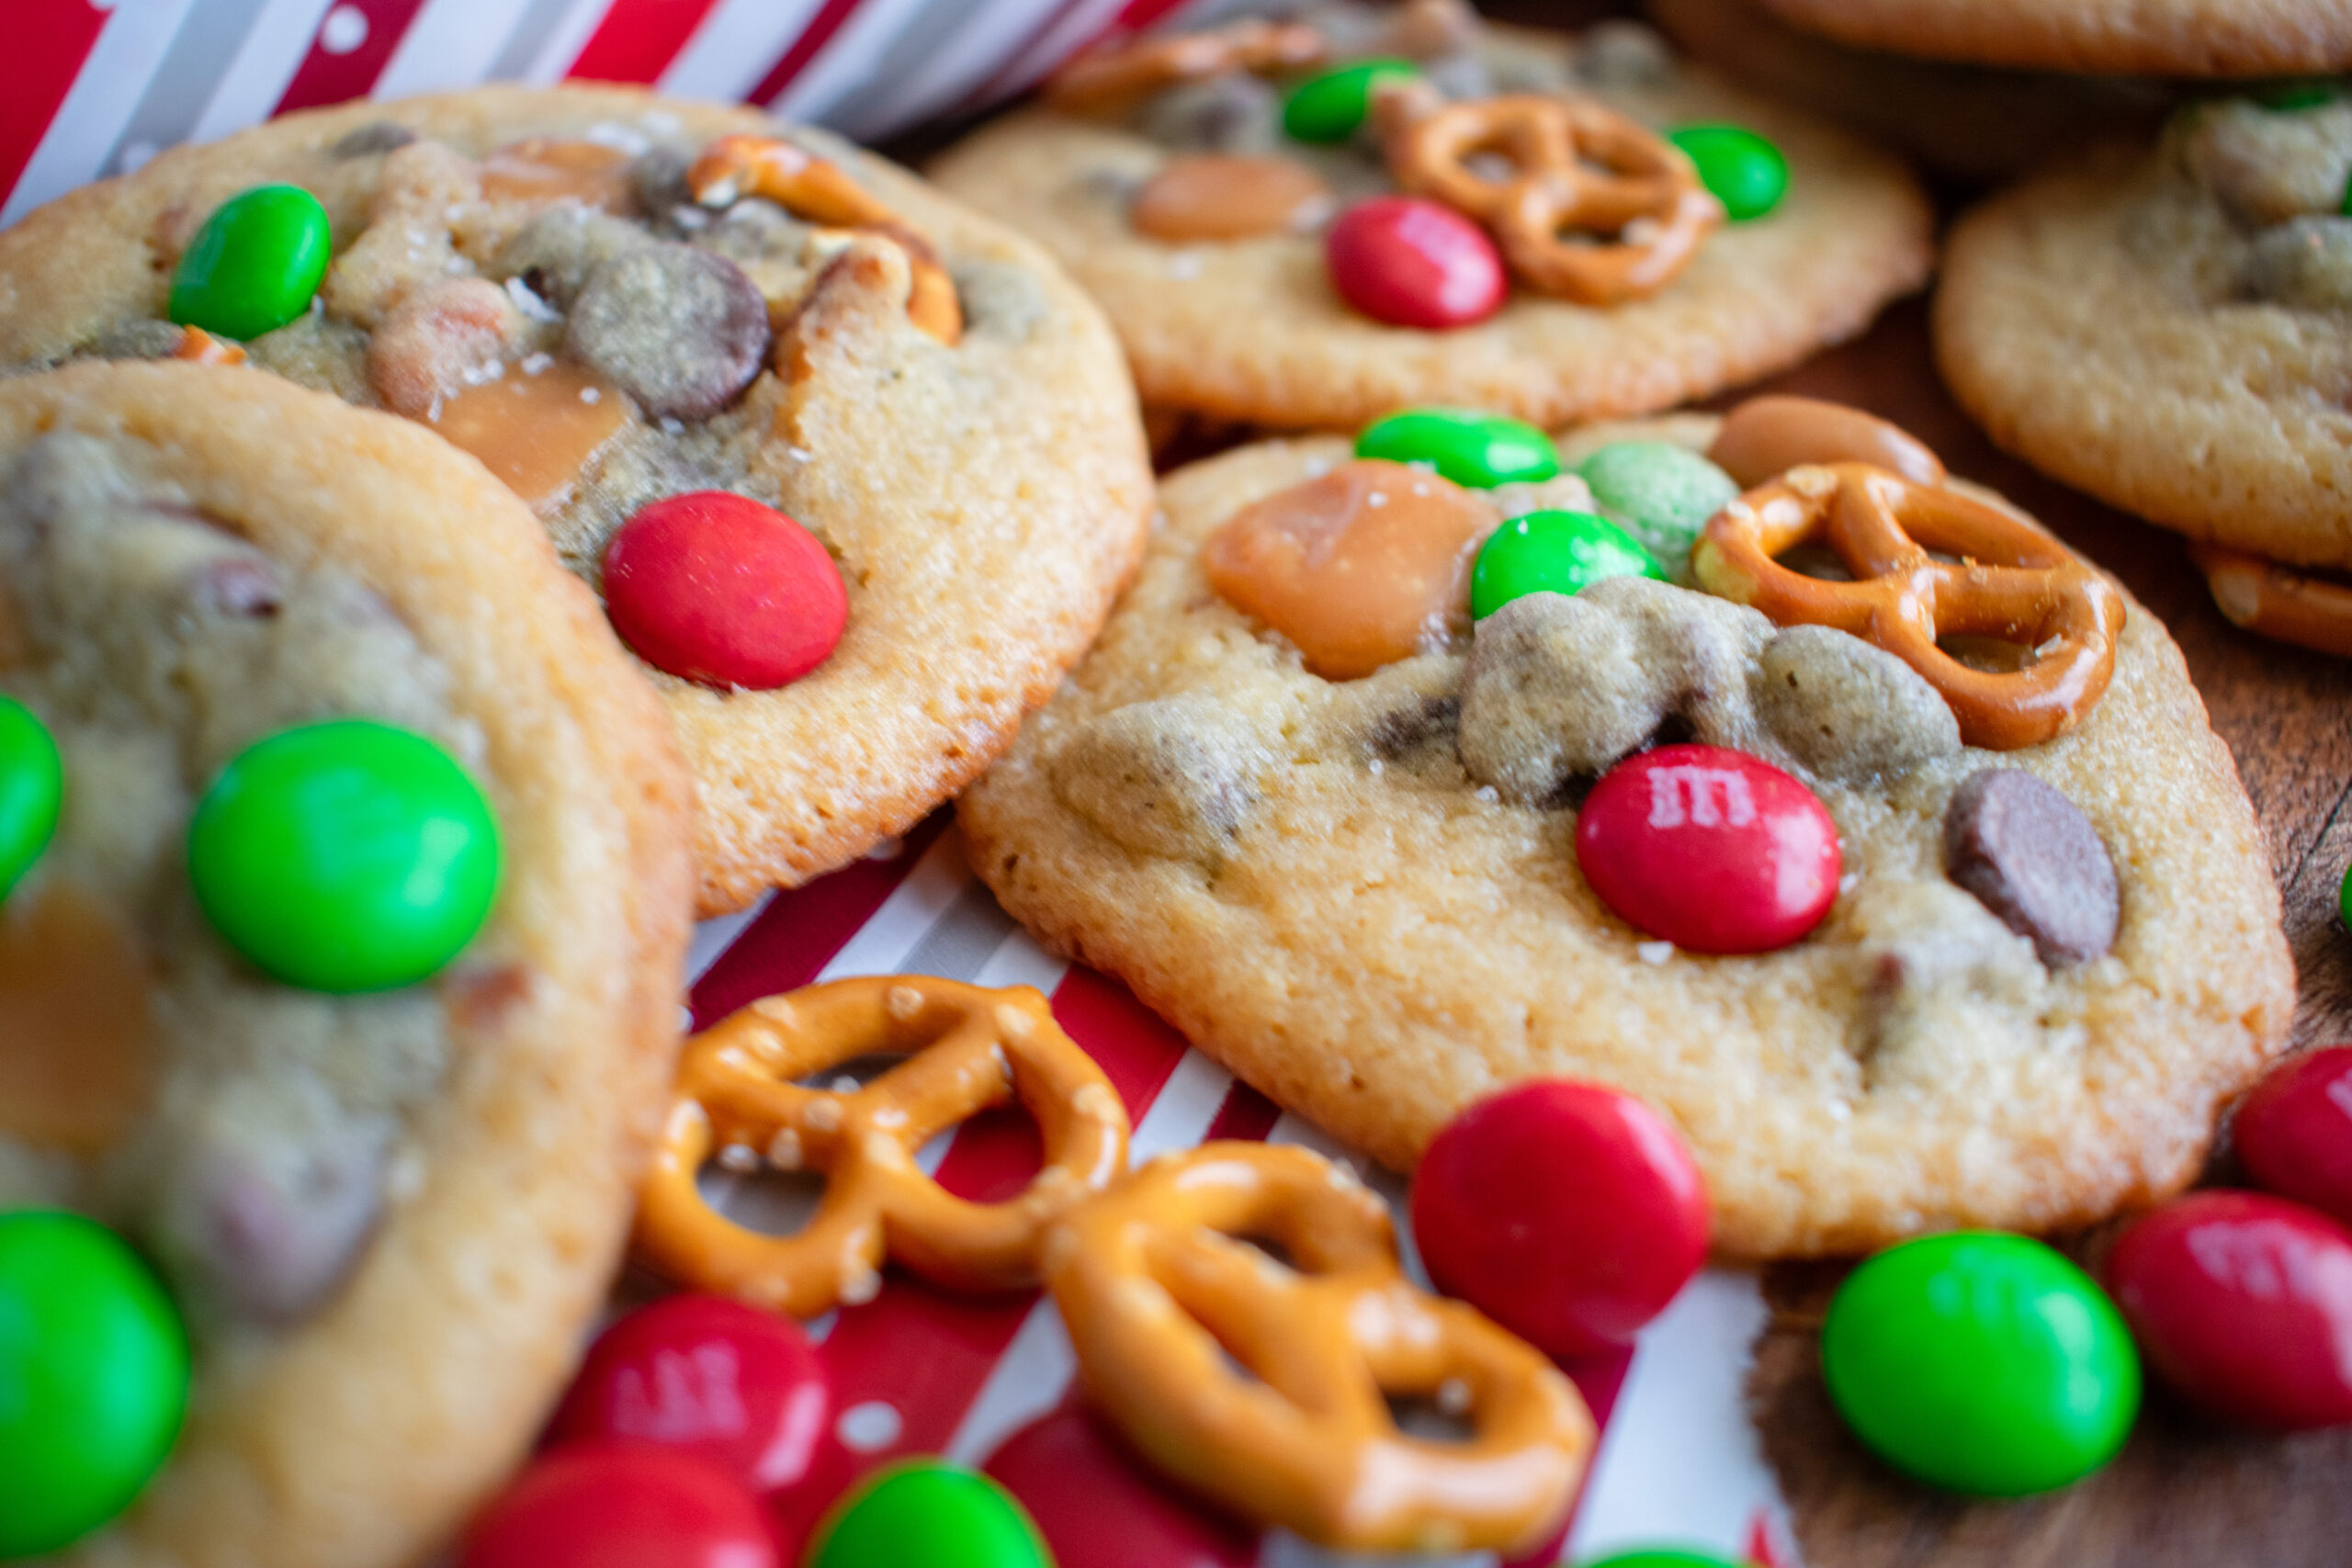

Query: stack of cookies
0;2;2338;1565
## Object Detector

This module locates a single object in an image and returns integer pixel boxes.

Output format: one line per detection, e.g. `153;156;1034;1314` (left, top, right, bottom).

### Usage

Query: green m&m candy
1283;59;1418;143
807;1460;1049;1568
0;694;62;900
187;718;500;993
1577;440;1739;567
1667;126;1788;222
1581;1552;1743;1568
1357;408;1561;490
168;184;333;342
1821;1232;2140;1496
1471;510;1663;620
2338;855;2351;933
0;1212;189;1557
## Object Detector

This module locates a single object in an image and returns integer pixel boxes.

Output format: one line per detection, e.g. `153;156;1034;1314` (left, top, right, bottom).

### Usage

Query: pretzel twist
1044;20;1329;114
2191;542;2352;658
1044;1142;1593;1554
686;134;963;344
635;976;1130;1318
1691;463;2123;750
1385;94;1721;305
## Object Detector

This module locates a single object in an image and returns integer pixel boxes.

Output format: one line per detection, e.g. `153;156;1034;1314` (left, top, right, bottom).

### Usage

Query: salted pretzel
1043;1142;1592;1554
635;976;1130;1318
2192;543;2352;658
687;134;963;345
1043;19;1328;115
1692;463;2124;750
1383;92;1721;305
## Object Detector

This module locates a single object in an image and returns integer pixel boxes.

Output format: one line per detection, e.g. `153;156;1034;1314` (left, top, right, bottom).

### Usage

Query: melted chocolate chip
1942;769;2119;965
330;120;418;159
567;242;772;421
1368;694;1460;759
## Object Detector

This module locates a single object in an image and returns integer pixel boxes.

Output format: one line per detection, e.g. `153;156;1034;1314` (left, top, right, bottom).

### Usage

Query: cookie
1749;0;2352;76
926;5;1929;431
0;84;1153;916
957;400;2294;1258
1936;96;2352;581
1651;0;2171;183
0;362;694;1566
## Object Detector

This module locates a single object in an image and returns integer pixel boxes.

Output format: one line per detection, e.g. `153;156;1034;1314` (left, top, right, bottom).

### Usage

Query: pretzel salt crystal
686;134;964;345
1385;93;1721;305
2191;543;2352;658
634;976;1130;1318
1043;19;1329;115
1692;462;2123;750
1044;1141;1593;1554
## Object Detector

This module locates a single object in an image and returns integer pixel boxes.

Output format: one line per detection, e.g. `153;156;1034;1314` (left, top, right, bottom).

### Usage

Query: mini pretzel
2192;543;2352;658
1692;463;2123;750
687;134;963;345
1385;94;1721;305
635;976;1130;1318
1043;19;1328;115
1044;1141;1592;1554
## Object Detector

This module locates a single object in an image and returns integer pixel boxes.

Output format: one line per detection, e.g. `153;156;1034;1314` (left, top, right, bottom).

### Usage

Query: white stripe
815;826;974;980
831;0;1056;139
991;0;1132;100
684;889;776;985
4;0;202;226
374;0;546;97
970;927;1069;994
944;1046;1235;1465
768;0;935;122
1565;1269;1783;1561
520;0;619;82
186;0;336;143
657;0;823;104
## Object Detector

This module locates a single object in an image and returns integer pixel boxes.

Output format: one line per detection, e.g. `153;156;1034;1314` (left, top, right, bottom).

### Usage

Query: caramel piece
171;326;246;365
481;138;638;214
431;360;630;511
1131;155;1331;243
0;882;155;1153
1707;396;1946;490
1204;459;1497;680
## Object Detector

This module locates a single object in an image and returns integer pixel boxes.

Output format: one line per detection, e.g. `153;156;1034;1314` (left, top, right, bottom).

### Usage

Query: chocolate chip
1942;769;2119;965
630;145;694;218
567;242;772;421
1368;694;1459;759
330;120;417;159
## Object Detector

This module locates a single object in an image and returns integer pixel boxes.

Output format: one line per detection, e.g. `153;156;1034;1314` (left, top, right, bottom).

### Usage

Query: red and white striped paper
684;814;1799;1567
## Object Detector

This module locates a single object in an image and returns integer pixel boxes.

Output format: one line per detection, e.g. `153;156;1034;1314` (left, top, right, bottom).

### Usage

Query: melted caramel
0;882;155;1153
1203;459;1496;680
481;138;638;214
1131;155;1330;243
431;361;630;511
1708;396;1946;491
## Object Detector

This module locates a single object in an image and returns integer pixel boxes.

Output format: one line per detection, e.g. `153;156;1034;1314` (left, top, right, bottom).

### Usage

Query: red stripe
0;0;109;210
565;0;726;84
685;811;950;1031
273;0;431;115
1202;1077;1280;1143
745;0;864;107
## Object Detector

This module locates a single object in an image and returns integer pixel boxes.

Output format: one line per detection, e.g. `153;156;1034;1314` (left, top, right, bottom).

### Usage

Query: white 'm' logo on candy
1646;765;1757;829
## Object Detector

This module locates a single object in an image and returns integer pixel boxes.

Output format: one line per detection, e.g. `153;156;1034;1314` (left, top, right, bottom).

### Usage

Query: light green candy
1576;441;1740;570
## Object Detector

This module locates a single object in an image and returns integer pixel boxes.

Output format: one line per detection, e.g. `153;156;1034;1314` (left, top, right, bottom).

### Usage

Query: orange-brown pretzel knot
2191;543;2352;658
1385;94;1722;305
1044;19;1329;114
687;134;963;345
1043;1142;1593;1554
636;976;1130;1318
1691;463;2123;750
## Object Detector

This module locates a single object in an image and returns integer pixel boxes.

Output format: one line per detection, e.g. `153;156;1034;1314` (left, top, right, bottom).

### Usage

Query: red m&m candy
2233;1045;2352;1229
1575;743;1840;954
603;491;847;690
2106;1190;2352;1431
456;1443;776;1568
1410;1080;1709;1360
547;1293;829;1492
1325;197;1506;330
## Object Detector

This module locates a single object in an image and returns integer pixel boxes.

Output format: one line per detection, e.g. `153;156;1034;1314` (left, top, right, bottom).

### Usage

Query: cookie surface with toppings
0;84;1153;915
957;411;2292;1258
928;6;1929;429
0;362;692;1567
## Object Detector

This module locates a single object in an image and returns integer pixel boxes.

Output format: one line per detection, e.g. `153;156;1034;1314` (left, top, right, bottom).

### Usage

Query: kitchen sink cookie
0;362;694;1567
1747;0;2352;76
927;3;1929;431
1937;93;2352;652
958;397;2293;1258
0;84;1152;915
